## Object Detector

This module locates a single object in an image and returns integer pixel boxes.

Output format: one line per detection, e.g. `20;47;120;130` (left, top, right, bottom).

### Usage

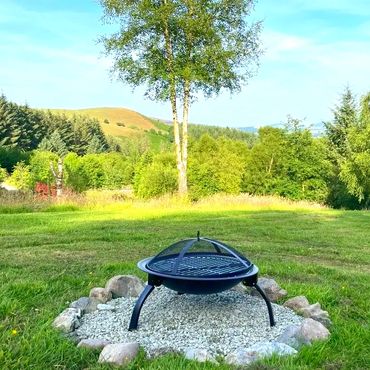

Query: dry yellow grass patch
48;107;157;137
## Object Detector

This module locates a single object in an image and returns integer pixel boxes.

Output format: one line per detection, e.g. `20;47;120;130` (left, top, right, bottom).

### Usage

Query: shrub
7;161;33;190
29;150;58;187
188;135;246;200
101;153;133;189
135;152;177;198
0;167;8;182
64;152;89;192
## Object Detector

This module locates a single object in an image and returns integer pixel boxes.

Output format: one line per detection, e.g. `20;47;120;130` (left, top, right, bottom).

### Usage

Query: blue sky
0;0;369;127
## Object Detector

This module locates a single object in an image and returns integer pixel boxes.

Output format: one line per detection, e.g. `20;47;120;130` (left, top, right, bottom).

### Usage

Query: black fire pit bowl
129;234;275;330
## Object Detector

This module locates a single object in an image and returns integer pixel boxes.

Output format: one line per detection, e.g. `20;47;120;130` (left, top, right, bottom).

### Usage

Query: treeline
0;94;110;157
188;124;257;147
0;89;369;208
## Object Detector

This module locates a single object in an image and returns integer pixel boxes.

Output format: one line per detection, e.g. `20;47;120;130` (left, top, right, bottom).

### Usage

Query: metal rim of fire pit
128;234;275;331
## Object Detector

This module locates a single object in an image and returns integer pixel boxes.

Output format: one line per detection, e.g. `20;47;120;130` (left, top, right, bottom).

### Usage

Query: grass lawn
0;201;369;369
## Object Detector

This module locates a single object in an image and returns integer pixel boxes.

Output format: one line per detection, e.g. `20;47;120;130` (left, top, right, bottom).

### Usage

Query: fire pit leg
254;283;276;327
128;284;155;331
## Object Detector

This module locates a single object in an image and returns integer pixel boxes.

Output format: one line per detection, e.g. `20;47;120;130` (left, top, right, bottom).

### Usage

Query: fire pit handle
203;238;253;272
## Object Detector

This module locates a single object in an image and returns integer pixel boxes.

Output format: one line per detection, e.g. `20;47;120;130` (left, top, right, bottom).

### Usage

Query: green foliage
188;135;247;199
29;151;58;187
7;162;33;190
85;135;106;154
70;114;108;155
63;152;88;192
0;147;30;173
242;123;331;202
325;88;370;208
38;130;68;158
134;152;178;198
189;124;257;147
79;154;105;189
324;87;357;157
100;0;261;101
0;95;45;150
339;92;370;206
0;167;8;182
100;152;133;189
0;95;21;148
64;152;132;192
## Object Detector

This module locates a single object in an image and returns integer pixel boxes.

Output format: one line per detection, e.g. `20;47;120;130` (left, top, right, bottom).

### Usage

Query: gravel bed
76;286;304;357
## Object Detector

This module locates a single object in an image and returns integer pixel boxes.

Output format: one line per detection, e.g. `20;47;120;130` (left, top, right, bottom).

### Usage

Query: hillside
48;107;162;137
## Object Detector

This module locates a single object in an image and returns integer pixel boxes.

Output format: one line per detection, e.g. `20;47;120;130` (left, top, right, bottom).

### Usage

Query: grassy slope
0;204;369;369
48;107;161;137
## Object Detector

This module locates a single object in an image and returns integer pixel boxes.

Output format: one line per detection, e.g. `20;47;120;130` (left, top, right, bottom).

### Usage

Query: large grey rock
246;341;297;359
52;308;81;333
251;277;288;302
148;347;182;359
225;348;254;366
184;348;217;363
283;296;310;313
89;287;112;303
276;325;301;349
301;303;332;328
77;338;110;350
70;297;90;313
85;288;112;313
296;318;330;345
98;342;139;366
84;299;99;314
225;341;296;366
105;275;144;298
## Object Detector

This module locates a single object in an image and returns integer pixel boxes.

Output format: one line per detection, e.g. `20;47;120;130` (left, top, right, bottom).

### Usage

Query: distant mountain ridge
238;122;325;137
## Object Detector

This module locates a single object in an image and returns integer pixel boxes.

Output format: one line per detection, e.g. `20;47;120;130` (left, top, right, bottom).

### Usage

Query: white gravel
76;286;304;357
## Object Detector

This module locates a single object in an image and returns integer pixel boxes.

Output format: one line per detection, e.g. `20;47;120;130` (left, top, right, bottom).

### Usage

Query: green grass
0;202;369;369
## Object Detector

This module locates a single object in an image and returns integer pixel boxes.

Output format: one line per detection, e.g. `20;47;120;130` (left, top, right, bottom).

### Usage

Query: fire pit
129;233;275;330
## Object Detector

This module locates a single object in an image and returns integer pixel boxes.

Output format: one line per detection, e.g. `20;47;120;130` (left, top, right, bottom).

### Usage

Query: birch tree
99;0;262;195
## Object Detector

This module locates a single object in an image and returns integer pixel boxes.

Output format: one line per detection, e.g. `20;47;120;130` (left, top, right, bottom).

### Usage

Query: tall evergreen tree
339;92;370;206
71;115;108;155
0;95;21;148
324;87;363;209
324;87;357;157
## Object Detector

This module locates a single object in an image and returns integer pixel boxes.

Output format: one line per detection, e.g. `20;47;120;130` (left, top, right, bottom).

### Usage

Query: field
0;198;369;369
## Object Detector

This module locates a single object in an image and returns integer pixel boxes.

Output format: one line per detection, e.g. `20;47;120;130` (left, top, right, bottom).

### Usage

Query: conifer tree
324;87;357;157
0;95;21;148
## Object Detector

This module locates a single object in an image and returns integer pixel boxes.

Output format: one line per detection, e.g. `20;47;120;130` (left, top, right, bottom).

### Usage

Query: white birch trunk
50;158;63;197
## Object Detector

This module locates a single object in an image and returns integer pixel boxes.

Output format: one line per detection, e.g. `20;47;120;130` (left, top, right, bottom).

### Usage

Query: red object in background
34;182;56;198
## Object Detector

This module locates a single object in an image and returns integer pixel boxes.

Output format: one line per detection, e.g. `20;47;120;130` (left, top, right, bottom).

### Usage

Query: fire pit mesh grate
148;254;249;277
